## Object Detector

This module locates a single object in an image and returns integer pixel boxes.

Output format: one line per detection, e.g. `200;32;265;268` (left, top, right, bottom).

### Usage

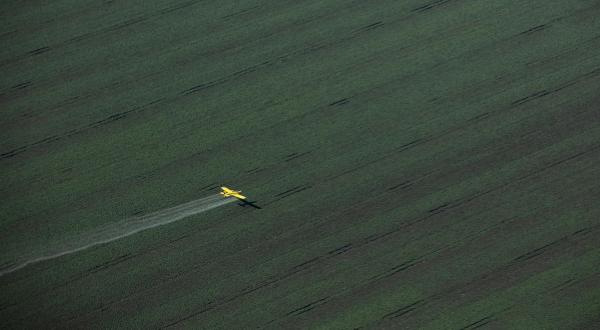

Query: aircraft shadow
237;200;262;209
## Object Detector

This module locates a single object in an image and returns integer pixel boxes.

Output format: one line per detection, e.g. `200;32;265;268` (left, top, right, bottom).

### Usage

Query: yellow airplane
220;186;262;209
220;186;247;200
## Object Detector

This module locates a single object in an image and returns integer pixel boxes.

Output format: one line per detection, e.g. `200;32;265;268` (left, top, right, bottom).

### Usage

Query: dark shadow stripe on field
0;0;204;67
412;0;454;12
382;299;425;319
285;297;330;316
512;224;598;263
458;315;495;329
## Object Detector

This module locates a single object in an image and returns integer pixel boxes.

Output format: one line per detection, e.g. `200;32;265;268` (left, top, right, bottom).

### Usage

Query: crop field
1;0;600;328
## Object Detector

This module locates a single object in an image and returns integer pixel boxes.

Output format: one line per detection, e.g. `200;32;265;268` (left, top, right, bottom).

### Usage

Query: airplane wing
231;192;247;200
220;187;247;199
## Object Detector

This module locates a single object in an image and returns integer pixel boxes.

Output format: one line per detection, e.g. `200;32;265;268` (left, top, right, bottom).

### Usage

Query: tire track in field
189;141;600;327
0;0;468;160
0;0;204;68
88;128;598;328
5;1;600;326
94;99;599;326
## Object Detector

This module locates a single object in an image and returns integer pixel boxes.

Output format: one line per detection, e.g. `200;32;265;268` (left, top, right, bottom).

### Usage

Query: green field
1;0;600;328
